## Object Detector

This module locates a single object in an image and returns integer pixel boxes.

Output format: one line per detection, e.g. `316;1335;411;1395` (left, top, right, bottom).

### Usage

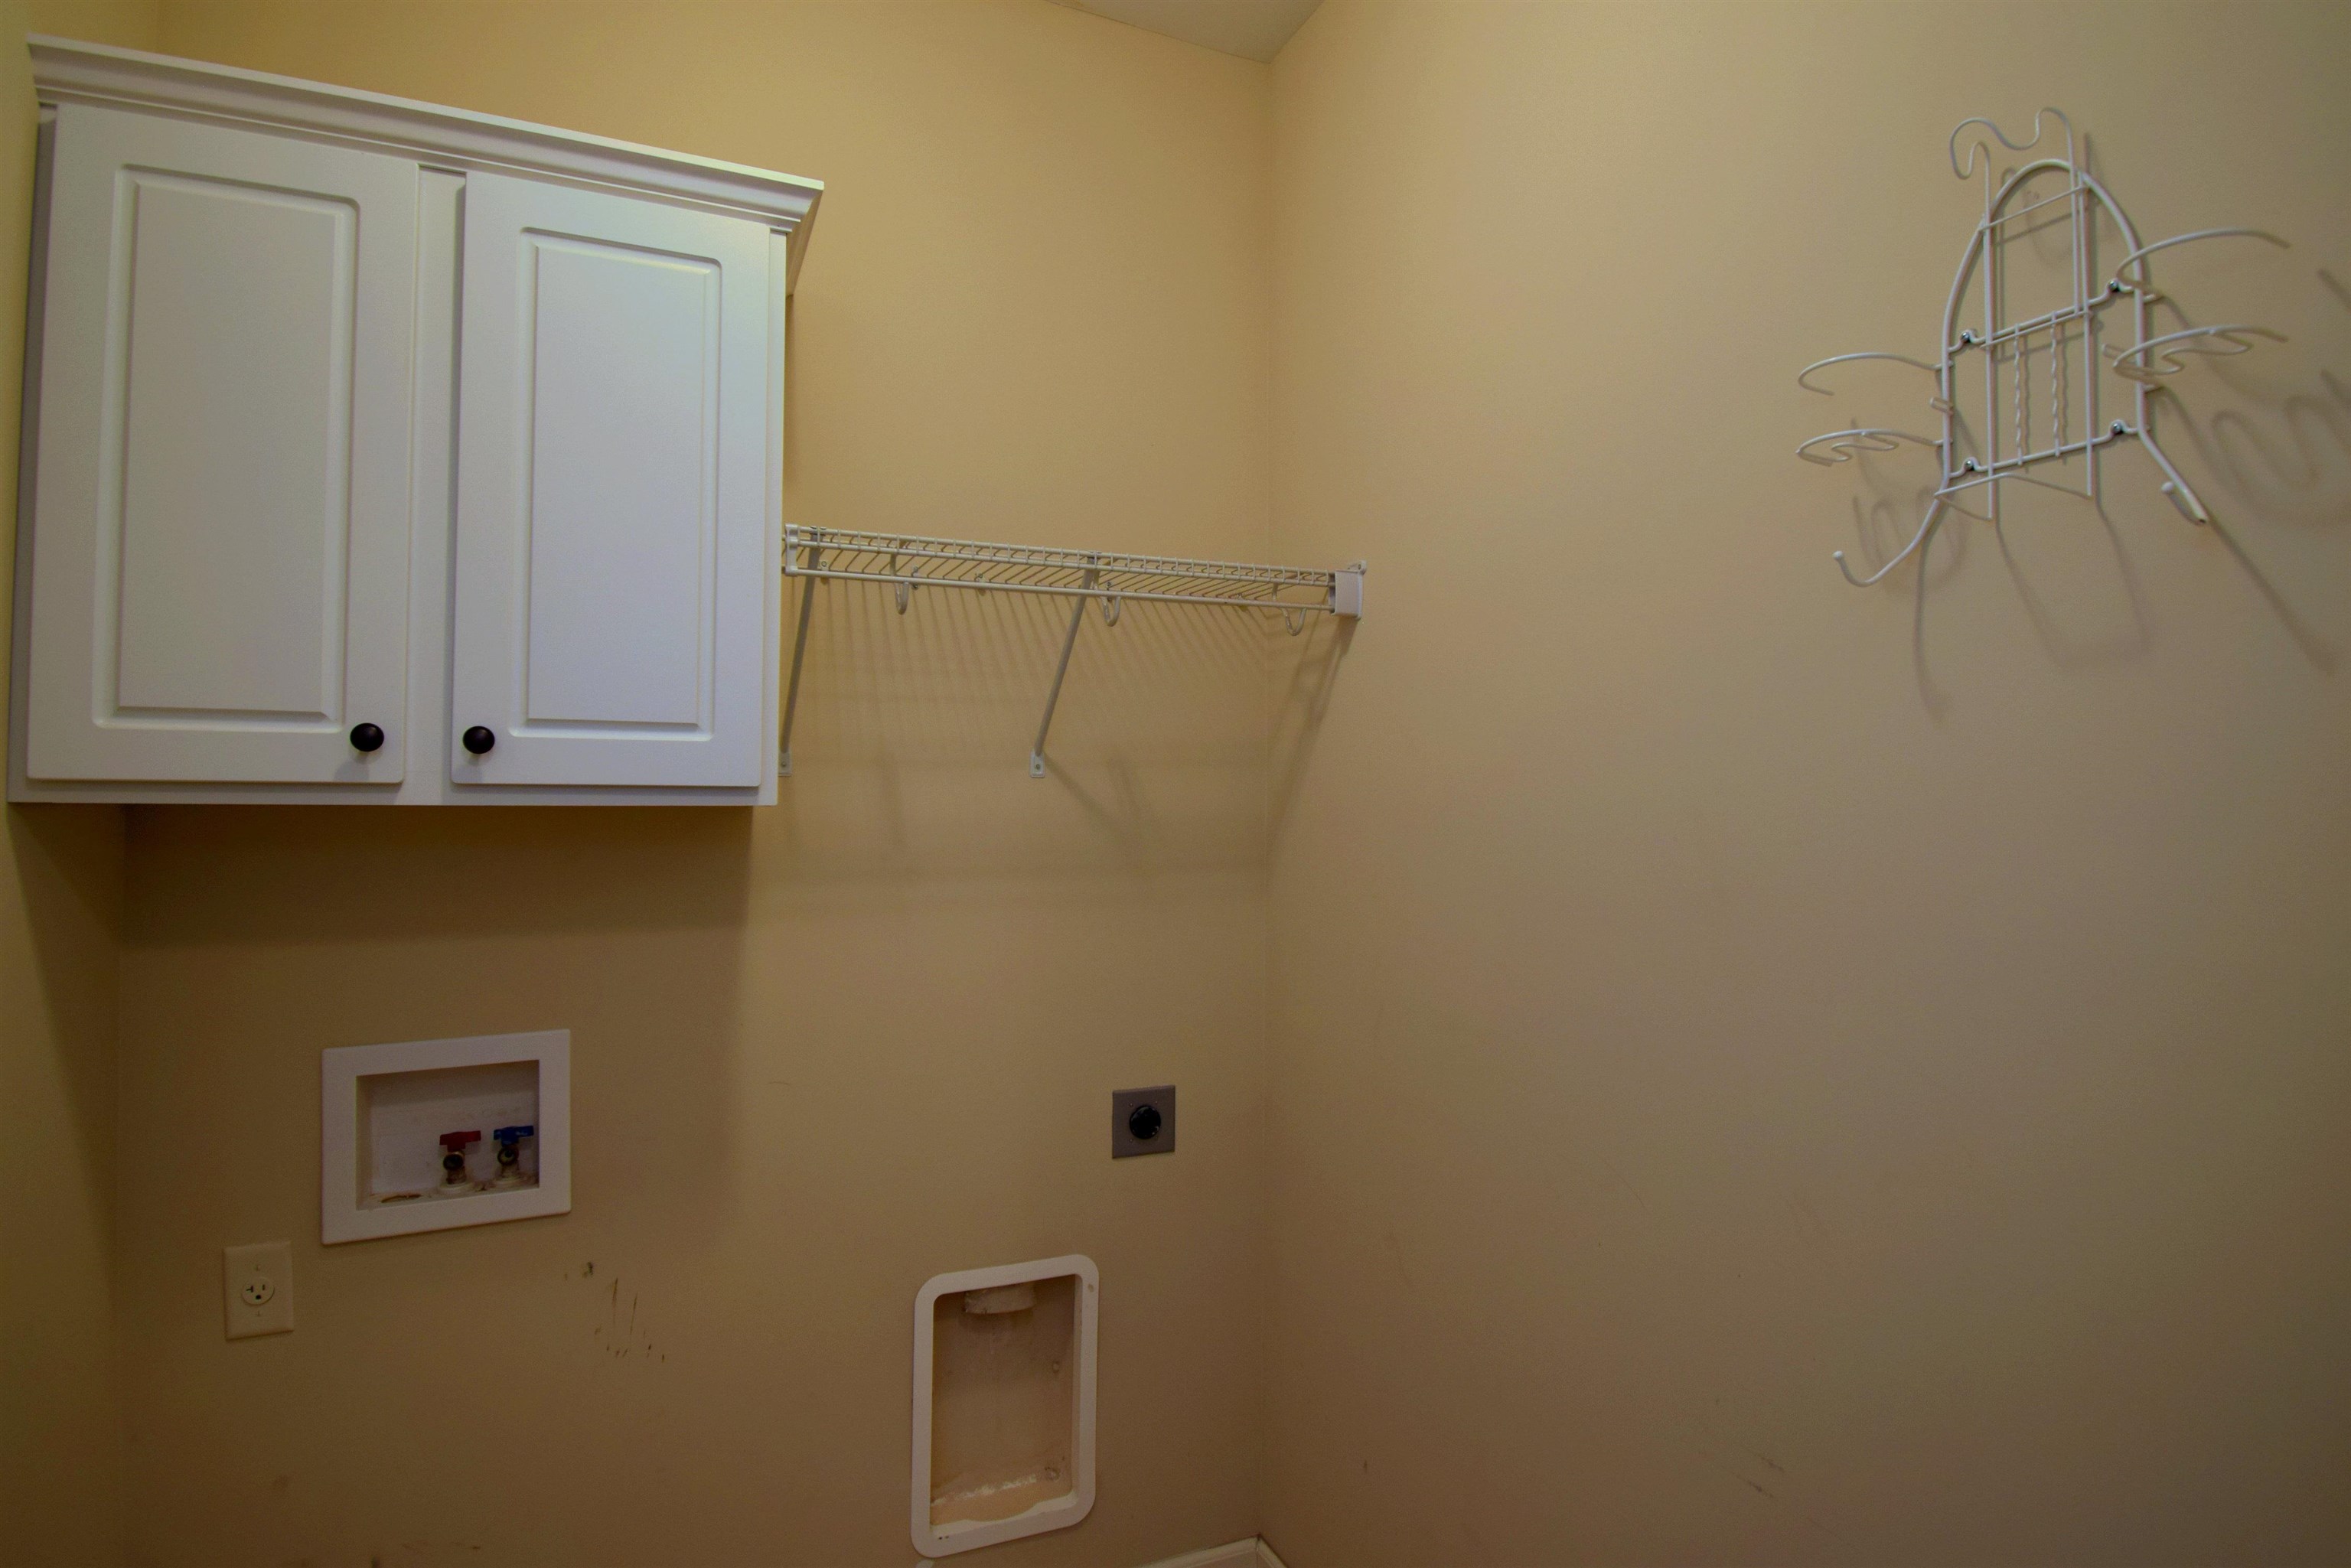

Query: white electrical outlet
223;1241;293;1339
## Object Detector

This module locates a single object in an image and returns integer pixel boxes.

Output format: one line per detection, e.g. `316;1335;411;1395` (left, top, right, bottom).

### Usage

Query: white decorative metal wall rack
1797;108;2289;586
780;526;1365;776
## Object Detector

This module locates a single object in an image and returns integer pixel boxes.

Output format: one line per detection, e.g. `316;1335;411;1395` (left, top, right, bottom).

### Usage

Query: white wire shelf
779;524;1365;778
784;525;1353;613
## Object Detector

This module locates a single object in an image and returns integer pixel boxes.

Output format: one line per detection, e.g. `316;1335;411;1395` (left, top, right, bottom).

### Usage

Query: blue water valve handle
493;1124;535;1144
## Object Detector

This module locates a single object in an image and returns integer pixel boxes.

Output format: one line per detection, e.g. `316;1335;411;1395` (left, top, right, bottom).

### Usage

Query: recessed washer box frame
911;1253;1099;1558
320;1028;570;1244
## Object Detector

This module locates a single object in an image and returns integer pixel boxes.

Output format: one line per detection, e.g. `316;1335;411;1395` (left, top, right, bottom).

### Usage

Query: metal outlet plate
1110;1085;1175;1158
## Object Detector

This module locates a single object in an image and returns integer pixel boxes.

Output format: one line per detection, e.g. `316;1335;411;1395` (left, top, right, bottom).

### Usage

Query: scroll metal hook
1797;427;1939;466
1834;494;1948;588
2108;227;2291;293
2107;324;2287;383
1796;351;1942;396
1101;594;1122;628
1949;107;2073;182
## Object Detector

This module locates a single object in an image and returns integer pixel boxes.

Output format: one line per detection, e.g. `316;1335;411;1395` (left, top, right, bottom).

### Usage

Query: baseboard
1135;1538;1286;1568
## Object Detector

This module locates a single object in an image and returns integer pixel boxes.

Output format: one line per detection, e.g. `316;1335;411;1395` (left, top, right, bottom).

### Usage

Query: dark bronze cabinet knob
461;726;496;755
348;722;385;753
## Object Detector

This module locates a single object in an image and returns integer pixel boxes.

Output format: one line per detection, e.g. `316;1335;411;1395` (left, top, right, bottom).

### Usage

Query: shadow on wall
4;800;122;1282
2163;267;2351;672
122;564;1313;945
1270;612;1355;839
119;800;758;1269
776;574;1288;881
7;804;121;1170
123;804;755;949
0;803;124;1568
2168;277;2351;536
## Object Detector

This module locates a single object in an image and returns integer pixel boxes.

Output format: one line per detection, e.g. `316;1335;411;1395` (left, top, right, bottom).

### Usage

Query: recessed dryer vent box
320;1029;570;1244
911;1254;1098;1557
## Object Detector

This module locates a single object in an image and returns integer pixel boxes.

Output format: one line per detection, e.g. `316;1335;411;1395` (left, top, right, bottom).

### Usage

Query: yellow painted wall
0;4;155;1563
110;4;1272;1563
19;2;2351;1563
1264;3;2351;1563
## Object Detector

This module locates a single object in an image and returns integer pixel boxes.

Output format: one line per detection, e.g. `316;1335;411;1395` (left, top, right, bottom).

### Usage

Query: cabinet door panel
21;104;417;782
452;173;770;788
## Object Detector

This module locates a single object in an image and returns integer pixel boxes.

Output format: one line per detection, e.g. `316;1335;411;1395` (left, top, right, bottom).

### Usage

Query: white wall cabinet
8;37;818;804
22;103;420;787
452;174;775;790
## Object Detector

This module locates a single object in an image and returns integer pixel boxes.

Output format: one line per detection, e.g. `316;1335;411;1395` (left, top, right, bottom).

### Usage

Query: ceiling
1047;0;1325;63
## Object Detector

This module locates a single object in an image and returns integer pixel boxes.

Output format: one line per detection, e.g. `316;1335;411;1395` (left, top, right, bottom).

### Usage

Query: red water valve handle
439;1130;481;1152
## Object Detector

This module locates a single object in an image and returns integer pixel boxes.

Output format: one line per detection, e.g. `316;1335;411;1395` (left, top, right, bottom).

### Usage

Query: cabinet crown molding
28;34;823;288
